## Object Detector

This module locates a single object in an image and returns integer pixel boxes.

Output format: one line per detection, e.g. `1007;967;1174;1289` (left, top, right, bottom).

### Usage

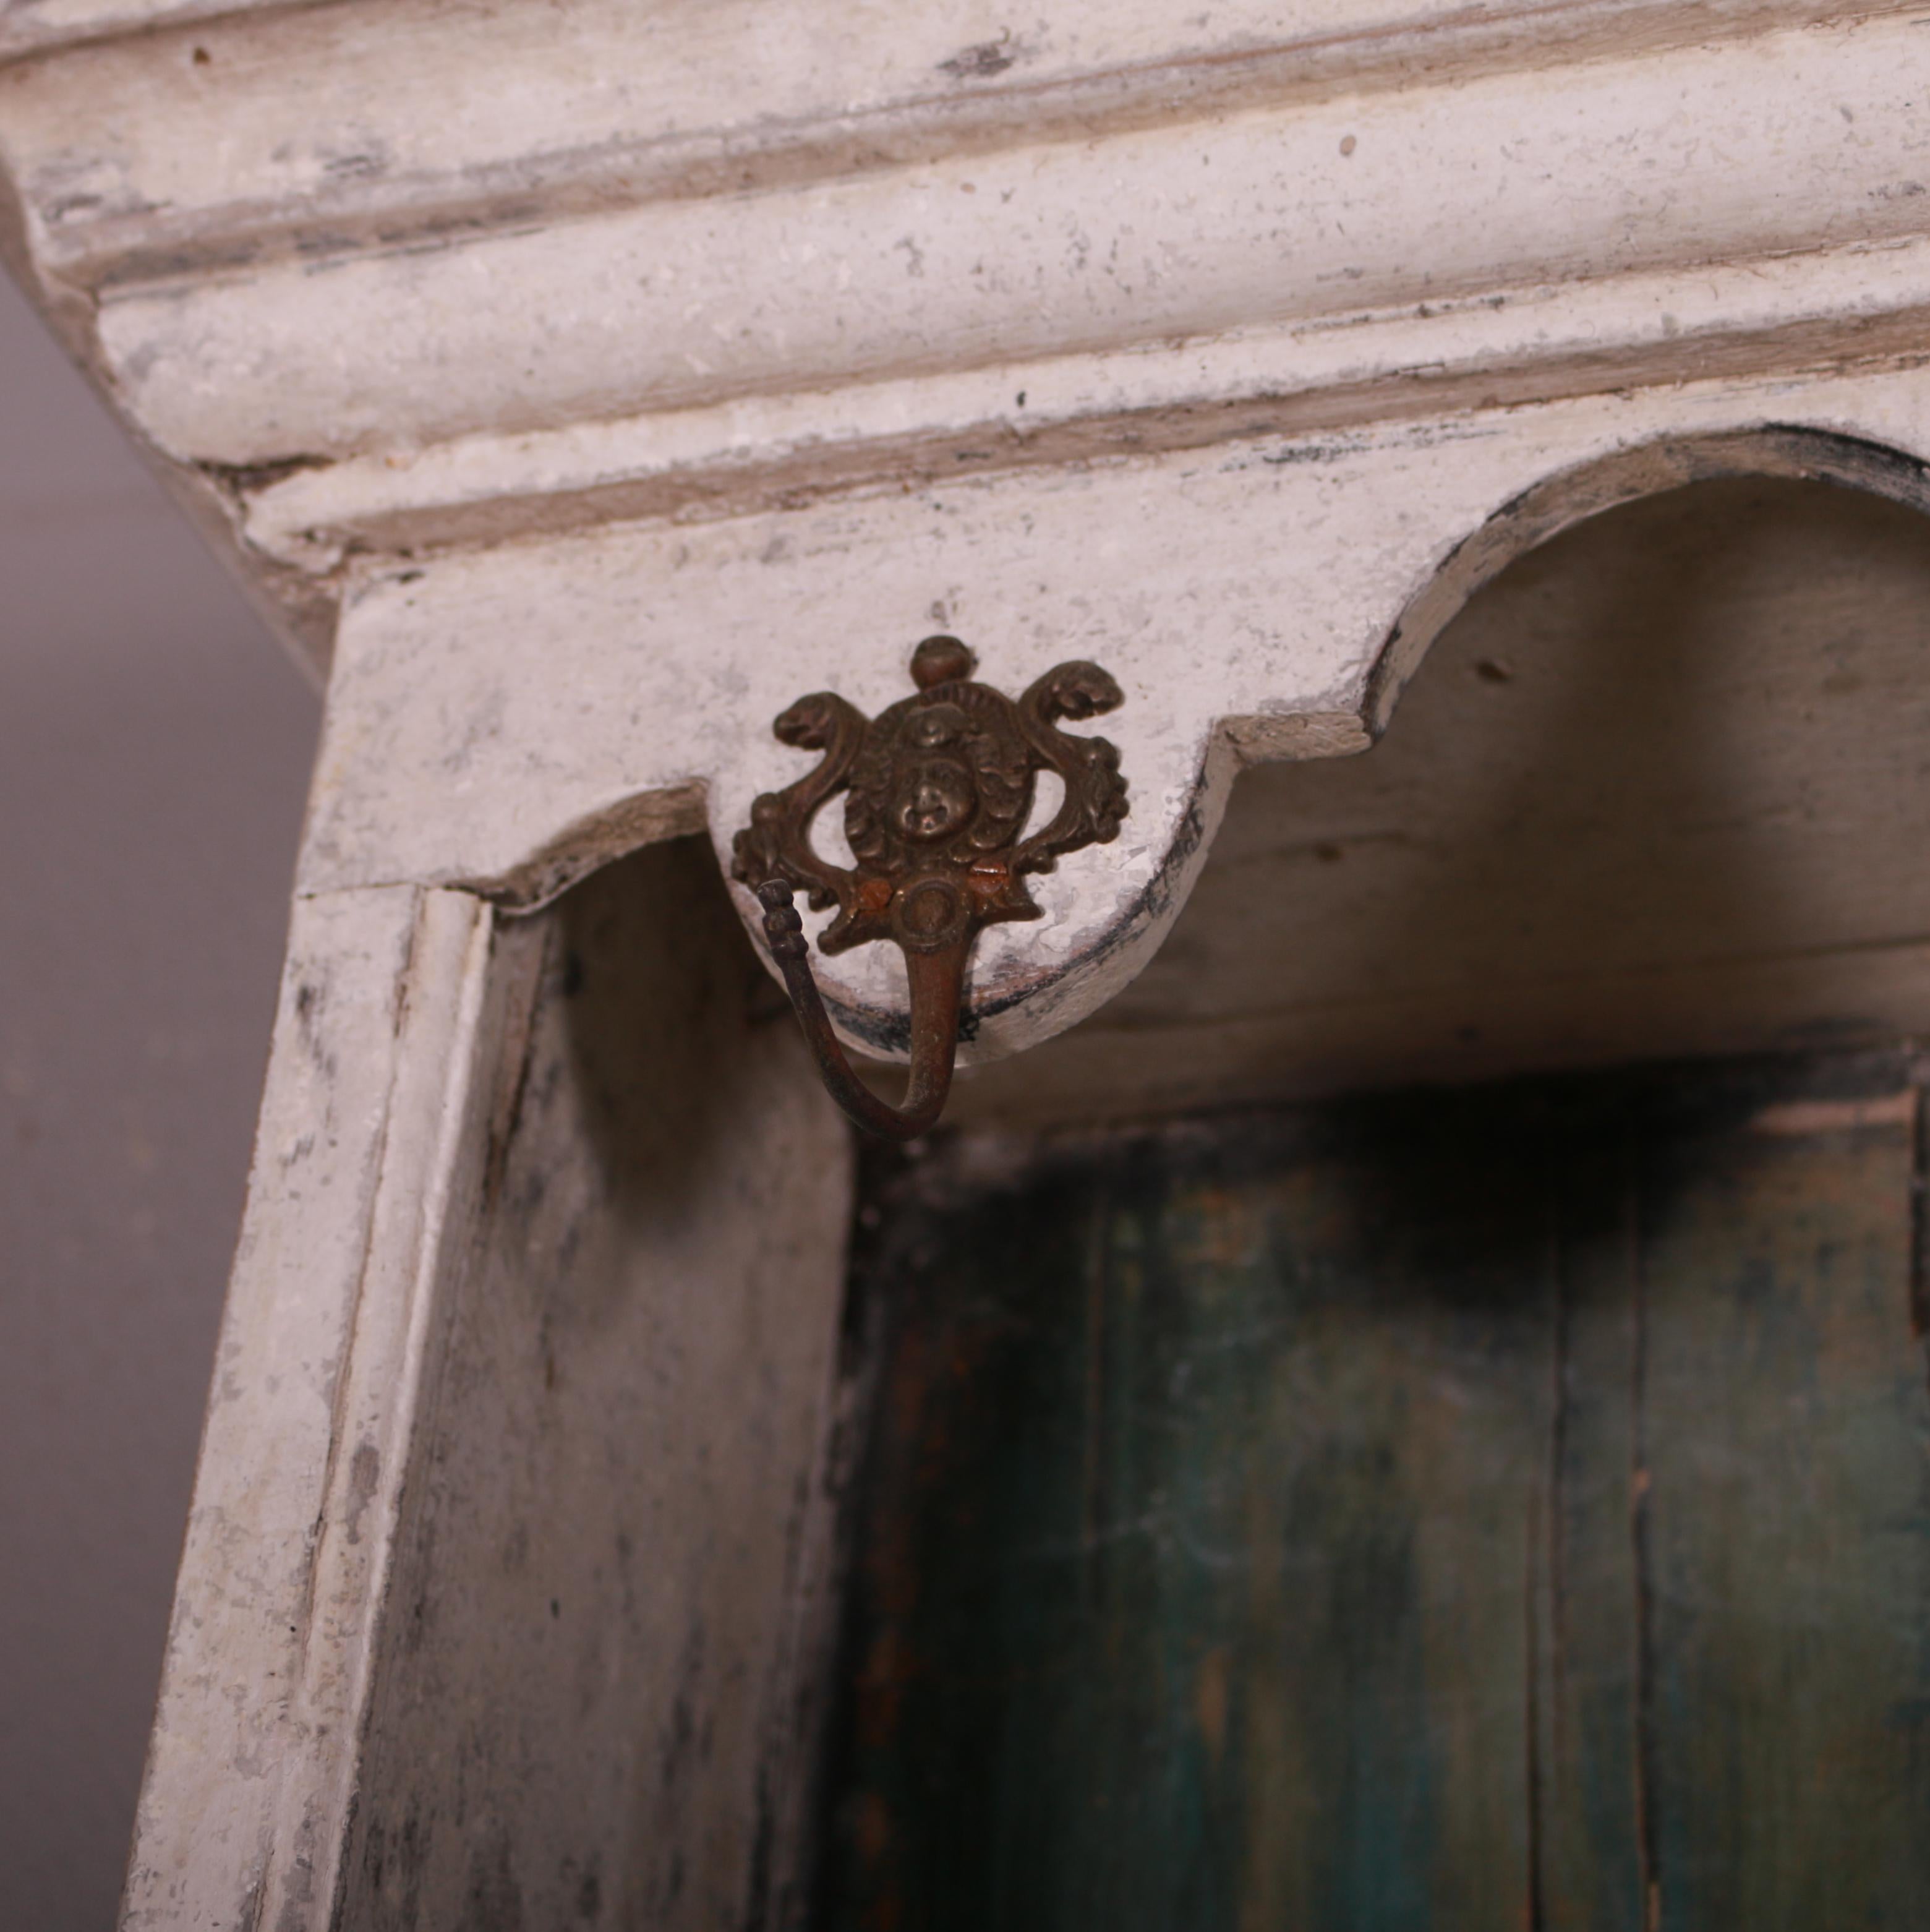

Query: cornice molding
6;0;1929;1058
0;2;1923;673
1;0;1902;286
0;0;307;65
240;234;1930;570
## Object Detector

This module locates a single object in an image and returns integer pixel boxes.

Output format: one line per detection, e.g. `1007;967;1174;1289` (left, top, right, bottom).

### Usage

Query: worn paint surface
294;399;1930;1072
121;842;858;1932
950;476;1930;1128
822;1052;1930;1928
15;0;1930;1071
337;839;855;1932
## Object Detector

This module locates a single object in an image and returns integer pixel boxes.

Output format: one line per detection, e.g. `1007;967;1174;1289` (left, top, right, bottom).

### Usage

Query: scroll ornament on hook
730;635;1129;1138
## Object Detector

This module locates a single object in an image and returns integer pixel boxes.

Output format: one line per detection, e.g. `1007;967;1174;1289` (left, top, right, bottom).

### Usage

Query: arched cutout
438;424;1930;1075
1364;425;1930;738
954;464;1930;1127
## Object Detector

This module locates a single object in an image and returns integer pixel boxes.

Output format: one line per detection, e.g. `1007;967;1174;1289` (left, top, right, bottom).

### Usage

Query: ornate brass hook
732;636;1129;1138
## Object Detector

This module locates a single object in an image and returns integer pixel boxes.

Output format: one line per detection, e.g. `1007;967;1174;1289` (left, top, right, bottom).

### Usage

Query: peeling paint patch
937;33;1020;80
344;1440;380;1545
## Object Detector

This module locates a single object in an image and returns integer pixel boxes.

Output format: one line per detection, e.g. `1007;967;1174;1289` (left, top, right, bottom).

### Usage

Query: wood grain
1638;1090;1930;1927
334;840;855;1931
826;1051;1930;1928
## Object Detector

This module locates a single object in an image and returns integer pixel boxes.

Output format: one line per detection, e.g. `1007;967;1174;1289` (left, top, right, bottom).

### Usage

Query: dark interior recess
816;1048;1930;1930
805;476;1930;1925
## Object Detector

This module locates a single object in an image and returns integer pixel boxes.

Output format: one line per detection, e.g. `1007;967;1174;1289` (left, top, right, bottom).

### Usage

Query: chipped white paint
6;0;1929;1055
121;858;856;1931
236;233;1930;571
949;476;1930;1126
6;0;1891;278
299;362;1930;1059
0;0;292;62
119;881;440;1930
6;1;1930;1923
67;17;1930;464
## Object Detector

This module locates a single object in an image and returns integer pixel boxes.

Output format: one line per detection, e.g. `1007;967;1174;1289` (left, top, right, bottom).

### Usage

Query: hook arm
754;880;962;1140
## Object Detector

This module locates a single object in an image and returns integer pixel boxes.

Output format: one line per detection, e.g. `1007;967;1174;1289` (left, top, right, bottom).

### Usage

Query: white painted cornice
0;0;298;64
5;1;1902;288
1;2;1921;583
5;0;1929;1060
14;10;1926;464
238;233;1930;571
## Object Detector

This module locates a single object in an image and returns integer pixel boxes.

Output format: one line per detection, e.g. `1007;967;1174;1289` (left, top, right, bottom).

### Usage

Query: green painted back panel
820;1056;1930;1930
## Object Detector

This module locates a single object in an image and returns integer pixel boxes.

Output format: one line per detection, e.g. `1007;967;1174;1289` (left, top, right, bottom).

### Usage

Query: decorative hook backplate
731;636;1129;1138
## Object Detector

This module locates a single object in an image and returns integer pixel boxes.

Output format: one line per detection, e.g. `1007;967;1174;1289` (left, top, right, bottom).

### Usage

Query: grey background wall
0;267;318;1931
